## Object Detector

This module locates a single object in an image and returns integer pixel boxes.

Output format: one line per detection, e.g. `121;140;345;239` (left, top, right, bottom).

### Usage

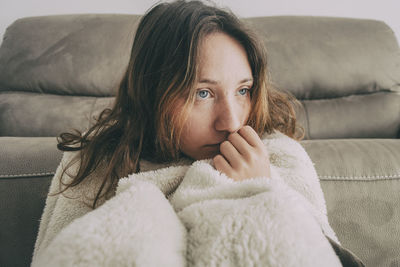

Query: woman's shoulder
54;150;114;206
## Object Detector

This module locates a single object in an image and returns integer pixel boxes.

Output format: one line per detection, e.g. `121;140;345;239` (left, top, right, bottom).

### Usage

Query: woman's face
179;32;253;160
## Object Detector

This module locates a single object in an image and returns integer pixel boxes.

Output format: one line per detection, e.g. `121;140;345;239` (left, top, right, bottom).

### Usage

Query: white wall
0;0;399;44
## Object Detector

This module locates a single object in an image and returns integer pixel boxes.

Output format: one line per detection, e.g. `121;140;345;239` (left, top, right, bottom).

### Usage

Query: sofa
0;13;399;267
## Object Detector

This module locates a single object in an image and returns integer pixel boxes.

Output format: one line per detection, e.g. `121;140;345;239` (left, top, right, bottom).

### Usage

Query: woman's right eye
196;89;210;99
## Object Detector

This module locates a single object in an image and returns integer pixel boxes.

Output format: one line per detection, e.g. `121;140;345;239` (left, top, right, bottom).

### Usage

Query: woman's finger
213;154;233;178
238;125;264;148
219;140;242;168
227;132;252;157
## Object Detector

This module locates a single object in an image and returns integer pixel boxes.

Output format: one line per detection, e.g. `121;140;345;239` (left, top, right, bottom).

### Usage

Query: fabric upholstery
302;139;400;266
1;15;399;99
301;92;400;139
0;137;62;177
0;175;53;267
0;14;140;96
244;16;400;99
322;179;400;267
301;139;400;179
0;92;113;136
0;137;62;267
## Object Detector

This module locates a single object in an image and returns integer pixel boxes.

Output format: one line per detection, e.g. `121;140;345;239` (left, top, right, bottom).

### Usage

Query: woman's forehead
196;32;252;83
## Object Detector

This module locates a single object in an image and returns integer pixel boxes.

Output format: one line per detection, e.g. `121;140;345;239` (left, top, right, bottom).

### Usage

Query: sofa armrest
302;139;400;267
0;137;62;267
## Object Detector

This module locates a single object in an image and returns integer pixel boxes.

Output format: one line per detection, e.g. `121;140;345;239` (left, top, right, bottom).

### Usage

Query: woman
31;1;364;266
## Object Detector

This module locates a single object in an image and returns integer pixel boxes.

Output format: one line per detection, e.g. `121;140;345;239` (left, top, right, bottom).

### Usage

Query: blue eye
238;88;250;96
196;90;210;99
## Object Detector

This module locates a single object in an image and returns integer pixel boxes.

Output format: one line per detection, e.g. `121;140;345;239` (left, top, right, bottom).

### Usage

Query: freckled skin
178;32;271;181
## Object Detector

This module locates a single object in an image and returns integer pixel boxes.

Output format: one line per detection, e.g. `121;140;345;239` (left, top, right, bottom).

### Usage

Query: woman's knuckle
221;141;230;149
227;133;236;142
213;154;221;163
246;151;256;162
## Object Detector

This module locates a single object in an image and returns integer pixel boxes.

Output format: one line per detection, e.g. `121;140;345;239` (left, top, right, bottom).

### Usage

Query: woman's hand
213;125;271;181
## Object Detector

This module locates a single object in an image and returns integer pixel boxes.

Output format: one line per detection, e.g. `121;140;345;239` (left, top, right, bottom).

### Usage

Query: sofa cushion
245;16;400;99
301;138;400;267
0;14;140;96
1;15;399;98
300;91;400;139
0;137;62;178
0;92;113;136
1;90;398;139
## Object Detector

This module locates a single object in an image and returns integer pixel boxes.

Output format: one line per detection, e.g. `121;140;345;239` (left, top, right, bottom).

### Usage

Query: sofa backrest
0;14;399;139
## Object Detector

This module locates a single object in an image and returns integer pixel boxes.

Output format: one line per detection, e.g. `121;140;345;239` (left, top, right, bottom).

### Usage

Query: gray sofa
0;14;399;267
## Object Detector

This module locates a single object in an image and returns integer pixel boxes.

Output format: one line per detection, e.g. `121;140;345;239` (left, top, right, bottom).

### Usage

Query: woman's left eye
238;88;250;96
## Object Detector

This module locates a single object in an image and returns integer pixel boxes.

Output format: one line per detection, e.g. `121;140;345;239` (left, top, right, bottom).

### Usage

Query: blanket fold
32;179;187;267
170;161;341;266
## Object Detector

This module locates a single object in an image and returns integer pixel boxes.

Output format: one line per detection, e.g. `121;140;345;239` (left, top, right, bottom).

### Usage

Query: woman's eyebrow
198;78;253;85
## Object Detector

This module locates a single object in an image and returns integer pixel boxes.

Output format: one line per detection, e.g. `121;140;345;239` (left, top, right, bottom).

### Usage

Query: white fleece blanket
32;131;341;267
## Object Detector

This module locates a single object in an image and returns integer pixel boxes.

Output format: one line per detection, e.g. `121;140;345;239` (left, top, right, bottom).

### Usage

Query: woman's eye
238;88;250;96
196;90;210;99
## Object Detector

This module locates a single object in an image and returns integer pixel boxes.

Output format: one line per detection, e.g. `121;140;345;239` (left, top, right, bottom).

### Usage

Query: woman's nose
214;98;241;133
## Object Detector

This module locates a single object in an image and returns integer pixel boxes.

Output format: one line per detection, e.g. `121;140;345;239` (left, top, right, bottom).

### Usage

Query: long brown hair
54;0;304;209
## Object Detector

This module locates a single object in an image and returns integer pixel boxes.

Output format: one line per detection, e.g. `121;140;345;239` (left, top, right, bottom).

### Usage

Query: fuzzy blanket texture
31;130;342;266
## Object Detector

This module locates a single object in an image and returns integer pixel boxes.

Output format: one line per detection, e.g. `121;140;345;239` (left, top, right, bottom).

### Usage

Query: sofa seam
88;97;98;130
301;101;312;139
320;174;400;181
0;172;55;178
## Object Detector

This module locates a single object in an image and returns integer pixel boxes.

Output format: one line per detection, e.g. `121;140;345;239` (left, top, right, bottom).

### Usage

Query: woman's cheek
238;97;252;125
